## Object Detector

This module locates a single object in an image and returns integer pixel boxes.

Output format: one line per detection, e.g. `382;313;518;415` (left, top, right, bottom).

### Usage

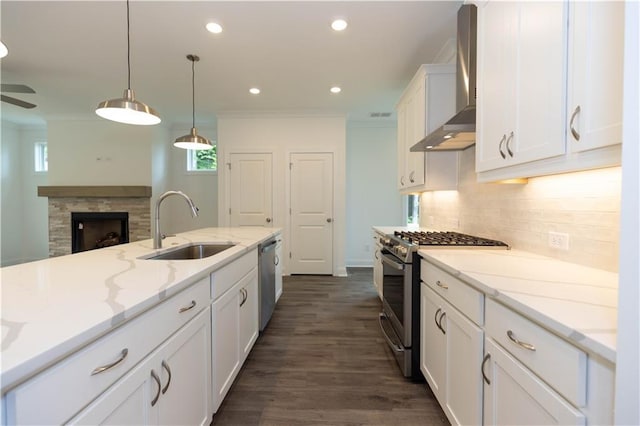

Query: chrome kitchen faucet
154;190;199;249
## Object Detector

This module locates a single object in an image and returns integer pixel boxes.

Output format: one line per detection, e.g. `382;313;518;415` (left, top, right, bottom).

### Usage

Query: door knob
327;218;332;223
266;217;272;223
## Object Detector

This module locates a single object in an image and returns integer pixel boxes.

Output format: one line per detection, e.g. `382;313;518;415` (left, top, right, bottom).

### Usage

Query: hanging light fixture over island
95;0;160;126
174;54;213;150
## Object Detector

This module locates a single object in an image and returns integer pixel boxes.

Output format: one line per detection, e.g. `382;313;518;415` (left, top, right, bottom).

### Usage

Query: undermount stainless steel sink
145;243;235;260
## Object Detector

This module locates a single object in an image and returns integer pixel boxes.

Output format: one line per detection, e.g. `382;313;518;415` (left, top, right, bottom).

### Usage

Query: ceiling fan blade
1;94;37;109
1;83;36;94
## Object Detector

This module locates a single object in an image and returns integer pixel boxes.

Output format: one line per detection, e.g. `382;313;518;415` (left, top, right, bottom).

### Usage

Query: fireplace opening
71;212;129;253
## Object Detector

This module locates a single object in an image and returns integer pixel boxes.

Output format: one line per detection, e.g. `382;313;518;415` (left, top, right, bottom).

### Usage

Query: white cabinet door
373;240;383;300
211;283;241;412
476;1;567;172
156;309;212;426
420;284;446;399
567;1;624;152
228;152;273;227
406;77;425;187
443;295;484;426
483;338;585;426
69;309;212;426
238;269;259;363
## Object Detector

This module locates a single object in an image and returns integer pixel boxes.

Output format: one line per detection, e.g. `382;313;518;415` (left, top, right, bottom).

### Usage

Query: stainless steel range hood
411;4;477;152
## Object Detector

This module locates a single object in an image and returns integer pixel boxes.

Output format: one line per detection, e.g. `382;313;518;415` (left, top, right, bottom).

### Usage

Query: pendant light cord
126;0;131;89
191;58;196;128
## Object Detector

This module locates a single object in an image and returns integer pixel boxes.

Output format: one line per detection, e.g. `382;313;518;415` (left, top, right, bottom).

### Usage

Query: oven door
380;251;413;347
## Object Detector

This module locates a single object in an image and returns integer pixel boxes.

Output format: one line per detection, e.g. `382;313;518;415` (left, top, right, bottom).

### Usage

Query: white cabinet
275;236;283;301
372;233;383;300
211;250;259;413
68;308;212;426
420;273;484;425
567;1;624;153
476;0;623;182
397;64;459;193
476;1;567;173
482;338;585;426
4;278;211;425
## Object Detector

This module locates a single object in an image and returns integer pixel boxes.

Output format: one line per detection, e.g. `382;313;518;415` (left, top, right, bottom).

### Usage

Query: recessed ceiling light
331;19;348;31
206;22;223;34
330;86;341;94
249;87;260;95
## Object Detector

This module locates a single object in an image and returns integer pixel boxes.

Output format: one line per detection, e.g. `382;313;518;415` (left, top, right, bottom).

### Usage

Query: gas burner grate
393;231;509;248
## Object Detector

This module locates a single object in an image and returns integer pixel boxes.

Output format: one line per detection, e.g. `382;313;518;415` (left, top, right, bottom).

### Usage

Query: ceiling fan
1;83;36;109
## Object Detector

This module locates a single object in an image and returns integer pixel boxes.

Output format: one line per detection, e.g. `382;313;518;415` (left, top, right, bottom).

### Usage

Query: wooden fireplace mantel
37;186;152;198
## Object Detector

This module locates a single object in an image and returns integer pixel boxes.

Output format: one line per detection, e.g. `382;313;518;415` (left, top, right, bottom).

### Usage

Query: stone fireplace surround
38;186;152;257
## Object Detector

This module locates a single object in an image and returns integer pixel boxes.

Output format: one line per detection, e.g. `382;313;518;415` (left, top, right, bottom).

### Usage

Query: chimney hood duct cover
411;4;477;152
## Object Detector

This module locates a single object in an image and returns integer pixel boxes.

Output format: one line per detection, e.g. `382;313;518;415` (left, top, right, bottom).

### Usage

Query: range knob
396;246;408;257
380;237;391;246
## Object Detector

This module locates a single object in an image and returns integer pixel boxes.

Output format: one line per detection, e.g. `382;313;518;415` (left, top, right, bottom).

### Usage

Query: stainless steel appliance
258;238;277;332
378;231;508;379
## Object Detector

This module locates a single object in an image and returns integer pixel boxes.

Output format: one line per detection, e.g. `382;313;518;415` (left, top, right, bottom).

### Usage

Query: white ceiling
1;1;461;127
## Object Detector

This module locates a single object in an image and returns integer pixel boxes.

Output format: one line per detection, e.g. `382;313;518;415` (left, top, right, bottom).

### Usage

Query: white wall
1;122;49;266
346;122;403;266
160;125;219;235
47;119;155;185
217;114;346;276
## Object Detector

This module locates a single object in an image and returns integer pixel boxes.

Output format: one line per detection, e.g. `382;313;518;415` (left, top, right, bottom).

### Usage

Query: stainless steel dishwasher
258;237;277;331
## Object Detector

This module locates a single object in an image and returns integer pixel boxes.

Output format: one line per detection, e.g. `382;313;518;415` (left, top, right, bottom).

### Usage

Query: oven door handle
381;253;405;271
378;313;404;353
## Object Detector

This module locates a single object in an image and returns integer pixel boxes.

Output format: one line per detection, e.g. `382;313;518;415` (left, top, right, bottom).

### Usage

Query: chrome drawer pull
151;369;161;406
161;360;172;394
178;300;196;313
569;105;581;141
435;280;448;290
507;330;536;351
481;353;491;385
90;348;129;376
438;311;446;335
498;134;507;159
506;132;514;157
434;308;443;331
239;288;248;307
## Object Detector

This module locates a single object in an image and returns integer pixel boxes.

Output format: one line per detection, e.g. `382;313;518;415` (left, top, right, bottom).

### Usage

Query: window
407;194;420;225
187;146;217;172
34;141;48;172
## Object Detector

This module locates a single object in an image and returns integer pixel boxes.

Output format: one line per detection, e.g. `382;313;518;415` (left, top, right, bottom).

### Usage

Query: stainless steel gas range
378;230;509;379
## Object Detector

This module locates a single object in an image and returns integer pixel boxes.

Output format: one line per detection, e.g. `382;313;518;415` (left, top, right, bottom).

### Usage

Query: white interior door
228;153;273;227
289;152;333;275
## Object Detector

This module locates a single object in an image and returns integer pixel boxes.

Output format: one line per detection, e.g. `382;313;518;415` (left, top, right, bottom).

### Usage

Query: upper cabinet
475;0;623;182
476;1;568;173
397;64;459;193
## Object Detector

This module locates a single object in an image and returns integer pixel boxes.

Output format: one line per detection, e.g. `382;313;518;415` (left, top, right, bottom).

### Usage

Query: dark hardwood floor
212;268;449;426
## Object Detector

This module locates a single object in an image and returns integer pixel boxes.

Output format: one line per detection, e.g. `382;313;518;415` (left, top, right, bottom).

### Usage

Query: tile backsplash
419;148;621;272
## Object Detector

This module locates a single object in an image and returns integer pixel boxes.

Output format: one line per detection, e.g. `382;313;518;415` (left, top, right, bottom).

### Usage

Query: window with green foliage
407;194;420;225
187;146;217;172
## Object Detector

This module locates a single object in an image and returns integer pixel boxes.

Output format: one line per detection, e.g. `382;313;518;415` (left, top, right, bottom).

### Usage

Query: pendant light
174;54;213;150
96;0;160;125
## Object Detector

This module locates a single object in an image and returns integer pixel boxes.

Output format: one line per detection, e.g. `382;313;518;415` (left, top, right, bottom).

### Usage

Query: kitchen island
1;227;281;424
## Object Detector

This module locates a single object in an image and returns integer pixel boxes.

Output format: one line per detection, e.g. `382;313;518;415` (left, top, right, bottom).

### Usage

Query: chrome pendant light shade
96;0;160;125
174;54;213;150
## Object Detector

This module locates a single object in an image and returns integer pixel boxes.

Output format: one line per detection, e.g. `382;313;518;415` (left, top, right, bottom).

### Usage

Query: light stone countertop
418;248;618;363
0;227;281;392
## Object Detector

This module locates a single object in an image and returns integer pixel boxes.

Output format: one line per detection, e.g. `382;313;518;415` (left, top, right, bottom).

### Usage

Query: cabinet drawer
485;298;587;407
5;277;211;425
421;260;484;325
211;249;258;300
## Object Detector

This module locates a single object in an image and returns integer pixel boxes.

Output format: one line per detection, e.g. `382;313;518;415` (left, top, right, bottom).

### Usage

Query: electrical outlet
548;231;570;250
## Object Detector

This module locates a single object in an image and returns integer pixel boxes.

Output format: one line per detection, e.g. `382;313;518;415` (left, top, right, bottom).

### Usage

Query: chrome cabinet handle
151;369;161;406
438;311;446;334
498;134;506;159
434;308;442;332
481;353;491;385
374;250;379;260
274;255;280;266
327;218;333;223
507;330;536;351
435;280;448;290
239;288;248;307
91;348;128;376
161;360;172;394
569;105;581;141
506;132;514;157
178;300;196;313
409;171;415;183
400;176;405;186
266;217;272;223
